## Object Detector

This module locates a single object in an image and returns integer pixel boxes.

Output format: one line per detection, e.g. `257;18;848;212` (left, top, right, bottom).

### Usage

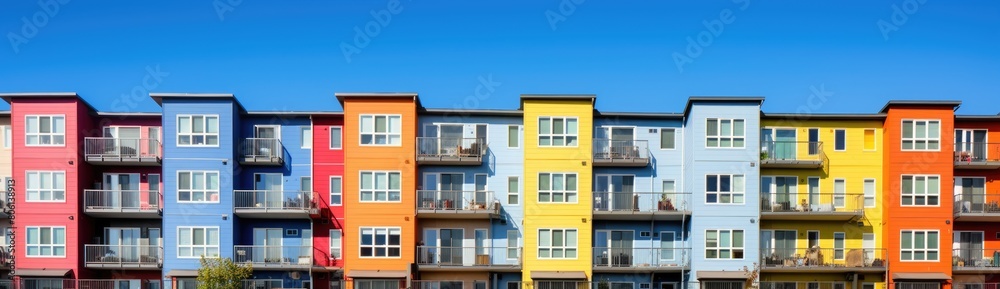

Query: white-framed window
864;179;877;208
706;174;744;204
706;118;745;148
329;229;342;259
901;230;939;261
360;171;401;202
330;176;342;206
705;229;744;259
834;232;845;260
538;173;578;203
2;125;11;148
329;126;342;149
507;176;520;205
901;120;940;151
508;125;521;148
507;230;519;260
660;231;676;261
538;117;578;147
300;176;312;193
25;171;65;202
25;115;65;146
660;128;676;149
177;115;220;146
360;227;401;258
901;175;939;206
25;226;65;257
834;129;846;151
301;127;312;149
178;171;220;203
537;229;577;259
177;227;220;258
833;179;846;208
359;115;401;146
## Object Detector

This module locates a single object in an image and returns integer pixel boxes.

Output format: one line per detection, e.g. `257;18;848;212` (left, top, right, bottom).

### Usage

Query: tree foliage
197;257;252;289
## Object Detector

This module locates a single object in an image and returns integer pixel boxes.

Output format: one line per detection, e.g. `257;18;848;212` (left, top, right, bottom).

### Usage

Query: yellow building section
759;273;886;289
521;96;595;285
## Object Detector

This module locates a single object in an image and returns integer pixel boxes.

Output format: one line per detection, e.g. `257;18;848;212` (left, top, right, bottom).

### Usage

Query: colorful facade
0;92;997;289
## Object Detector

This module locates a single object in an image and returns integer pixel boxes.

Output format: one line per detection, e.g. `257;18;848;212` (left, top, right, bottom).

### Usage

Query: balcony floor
416;209;499;219
592;210;692;221
592;265;689;273
416;156;483;166
760;160;823;169
761;266;886;273
955;161;1000;169
760;212;862;221
954;213;1000;222
86;263;161;270
417;264;521;272
593;158;649;167
84;209;161;219
85;156;162;166
234;209;315;219
953;266;1000;274
240;157;284;166
237;263;313;270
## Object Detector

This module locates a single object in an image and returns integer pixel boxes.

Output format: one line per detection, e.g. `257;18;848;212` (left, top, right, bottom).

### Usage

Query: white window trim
329;229;342;260
660;128;677;150
507;176;520;205
833;129;847;151
24;114;66;147
176;114;221;147
705;174;746;205
359;226;402;259
537;228;579;260
901;119;942;152
900;230;940;262
24;170;66;203
863;128;878;151
253;124;281;140
2;125;11;149
177;170;221;203
358;114;402;147
359;171;402;203
704;229;745;260
660;231;676;261
329;126;343;150
705;118;746;149
537;172;579;204
25;226;66;258
833;178;847;208
833;232;846;260
537;116;580;148
330;176;343;206
506;230;519;261
863;178;877;208
176;226;221;259
900;174;941;207
301;126;312;149
508;125;522;149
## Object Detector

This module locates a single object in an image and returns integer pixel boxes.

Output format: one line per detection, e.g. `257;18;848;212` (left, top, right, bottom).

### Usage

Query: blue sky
1;1;998;114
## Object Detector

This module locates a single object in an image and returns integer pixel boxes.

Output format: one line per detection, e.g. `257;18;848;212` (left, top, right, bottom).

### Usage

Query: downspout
650;148;656;289
679;115;687;289
309;115;315;289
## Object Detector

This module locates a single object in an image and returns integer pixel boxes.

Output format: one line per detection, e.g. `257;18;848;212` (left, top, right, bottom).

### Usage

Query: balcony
234;190;316;219
592;192;691;221
83;190;162;218
413;281;478;289
760;282;847;289
592;247;690;273
955;142;1000;169
534;281;590;289
760;193;864;221
234;245;313;269
84;138;162;166
416;246;521;272
760;141;824;169
954;194;1000;222
593;139;649;167
416;190;498;219
240;138;284;166
416;137;486;166
0;247;9;269
0;199;9;219
953;248;1000;273
956;284;1000;289
84;245;162;269
760;247;887;273
77;280;163;289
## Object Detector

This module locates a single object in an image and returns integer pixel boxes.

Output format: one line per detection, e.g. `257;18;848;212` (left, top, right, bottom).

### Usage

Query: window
864;129;876;151
359;115;401;145
177;115;219;146
301;177;312;193
507;230;519;260
177;227;220;258
301;127;312;148
360;172;401;202
330;176;342;205
834;232;845;260
538;229;577;259
538;173;578;203
833;179;846;208
808;128;820;155
864;179;876;208
508;125;520;148
660;128;676;149
901;175;939;206
705;229;744;259
902;120;940;150
663;180;676;193
834;129;846;151
660;232;675;260
356;280;402;289
329;126;342;149
329;230;342;259
2;125;10;148
26;226;65;257
706;118;745;148
538;117;578;146
706;174;744;204
177;279;199;289
360;227;401;257
901;230;939;261
25;171;65;202
507;176;520;205
178;171;220;203
25;115;65;146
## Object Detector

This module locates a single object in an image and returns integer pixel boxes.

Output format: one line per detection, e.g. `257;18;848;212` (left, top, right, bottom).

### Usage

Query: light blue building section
683;98;763;289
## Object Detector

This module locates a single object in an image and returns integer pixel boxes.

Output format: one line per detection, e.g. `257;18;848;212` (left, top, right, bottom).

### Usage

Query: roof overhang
166;269;200;277
347;270;408;279
684;96;765;116
892;273;951;280
761;113;887;121
0;92;98;113
13;268;71;277
150;93;246;112
696;271;751;280
519;94;596;110
335;92;420;108
879;100;961;113
529;271;588;279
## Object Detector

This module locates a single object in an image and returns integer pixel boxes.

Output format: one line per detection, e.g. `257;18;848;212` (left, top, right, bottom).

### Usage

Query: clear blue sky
1;1;998;114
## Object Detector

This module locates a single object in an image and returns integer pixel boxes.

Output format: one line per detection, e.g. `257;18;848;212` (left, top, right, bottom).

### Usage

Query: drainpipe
679;115;687;289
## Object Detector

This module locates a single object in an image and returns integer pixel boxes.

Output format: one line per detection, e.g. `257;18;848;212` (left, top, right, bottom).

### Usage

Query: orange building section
338;94;419;287
882;103;959;288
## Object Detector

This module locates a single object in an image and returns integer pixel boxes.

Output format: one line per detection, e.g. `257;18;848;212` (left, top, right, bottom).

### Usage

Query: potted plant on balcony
658;194;675;211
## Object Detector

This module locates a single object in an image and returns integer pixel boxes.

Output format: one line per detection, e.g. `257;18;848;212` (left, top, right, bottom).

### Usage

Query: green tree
197;257;252;289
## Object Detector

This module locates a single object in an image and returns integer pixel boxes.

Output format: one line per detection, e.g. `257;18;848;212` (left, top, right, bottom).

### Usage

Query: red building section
312;114;346;288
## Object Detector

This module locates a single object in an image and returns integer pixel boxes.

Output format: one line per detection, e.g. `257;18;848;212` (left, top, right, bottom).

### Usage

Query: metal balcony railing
77;279;163;289
954;194;1000;215
417;137;486;158
955;142;1000;162
592;247;689;268
19;279;76;289
761;141;824;161
592;192;690;213
416;246;521;267
953;248;1000;269
760;247;887;269
84;137;162;159
0;248;9;269
760;193;865;214
233;245;313;267
234;190;312;211
240;138;284;164
896;283;942;289
593;139;649;166
955;284;1000;289
83;190;161;212
412;281;468;289
535;281;590;289
416;190;496;211
760;282;847;289
241;279;289;289
84;244;162;268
